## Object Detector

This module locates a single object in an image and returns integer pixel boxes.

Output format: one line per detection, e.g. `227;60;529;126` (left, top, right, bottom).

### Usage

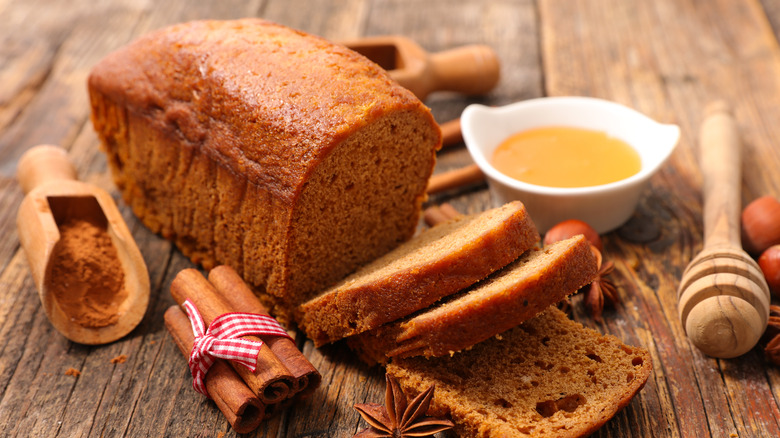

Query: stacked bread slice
298;201;652;437
349;235;598;362
297;201;541;346
387;307;652;437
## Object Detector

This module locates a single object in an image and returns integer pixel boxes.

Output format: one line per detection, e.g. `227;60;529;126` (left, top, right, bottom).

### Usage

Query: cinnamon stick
423;203;463;227
440;118;463;148
164;306;264;433
423;205;450;227
426;163;484;194
438;203;462;222
170;269;294;404
207;265;321;398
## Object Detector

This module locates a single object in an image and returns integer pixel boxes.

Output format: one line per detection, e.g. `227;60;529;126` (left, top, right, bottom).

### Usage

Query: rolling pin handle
17;145;78;195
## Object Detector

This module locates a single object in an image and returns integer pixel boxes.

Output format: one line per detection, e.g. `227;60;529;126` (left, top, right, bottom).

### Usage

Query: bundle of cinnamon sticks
164;265;321;433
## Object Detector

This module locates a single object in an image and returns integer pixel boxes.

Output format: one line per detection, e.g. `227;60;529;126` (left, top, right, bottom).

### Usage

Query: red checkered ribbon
182;299;292;397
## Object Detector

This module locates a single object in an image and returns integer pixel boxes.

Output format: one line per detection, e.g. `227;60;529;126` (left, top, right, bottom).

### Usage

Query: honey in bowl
491;126;641;188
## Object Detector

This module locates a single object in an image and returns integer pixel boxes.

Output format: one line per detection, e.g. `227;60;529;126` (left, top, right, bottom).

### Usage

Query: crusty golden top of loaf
88;18;435;199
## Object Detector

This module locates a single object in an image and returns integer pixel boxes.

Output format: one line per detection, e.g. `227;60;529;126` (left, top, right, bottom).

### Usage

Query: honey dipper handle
17;145;78;195
429;45;500;96
699;101;741;249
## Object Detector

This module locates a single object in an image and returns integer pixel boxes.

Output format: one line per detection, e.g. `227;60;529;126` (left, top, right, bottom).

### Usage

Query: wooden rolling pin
677;102;770;358
342;35;500;101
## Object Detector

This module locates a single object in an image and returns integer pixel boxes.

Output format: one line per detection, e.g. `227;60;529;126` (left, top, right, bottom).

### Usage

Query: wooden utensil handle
17;145;78;195
429;45;500;95
699;101;741;248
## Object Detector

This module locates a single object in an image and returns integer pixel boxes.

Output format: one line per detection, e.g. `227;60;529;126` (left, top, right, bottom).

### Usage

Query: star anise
764;305;780;365
580;245;618;322
353;374;454;438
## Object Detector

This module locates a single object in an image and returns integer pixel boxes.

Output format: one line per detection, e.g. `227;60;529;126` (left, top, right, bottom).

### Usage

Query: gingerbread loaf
349;234;597;363
297;201;540;346
387;307;653;437
88;19;441;320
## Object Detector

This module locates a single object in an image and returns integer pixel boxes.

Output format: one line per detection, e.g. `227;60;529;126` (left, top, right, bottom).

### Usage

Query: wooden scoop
342;35;500;100
16;145;150;345
677;102;770;358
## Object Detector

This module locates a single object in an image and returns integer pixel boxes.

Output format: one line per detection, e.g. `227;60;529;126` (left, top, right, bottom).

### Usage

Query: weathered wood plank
541;0;780;436
0;0;135;176
0;0;265;177
0;178;24;289
0;1;271;437
2;0;780;436
261;0;368;40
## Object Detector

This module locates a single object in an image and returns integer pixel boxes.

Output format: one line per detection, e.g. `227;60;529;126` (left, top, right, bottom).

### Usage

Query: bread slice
349;235;597;362
297;201;540;346
387;307;652;438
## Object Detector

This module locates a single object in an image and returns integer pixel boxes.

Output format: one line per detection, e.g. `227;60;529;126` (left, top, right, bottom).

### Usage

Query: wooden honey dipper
677;102;770;358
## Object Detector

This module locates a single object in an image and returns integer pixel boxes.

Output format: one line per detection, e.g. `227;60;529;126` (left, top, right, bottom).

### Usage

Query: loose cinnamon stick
207;265;321;398
422;205;450;227
426;163;484;194
440;118;463;147
423;203;463;227
170;269;294;404
164;306;264;433
438;203;462;222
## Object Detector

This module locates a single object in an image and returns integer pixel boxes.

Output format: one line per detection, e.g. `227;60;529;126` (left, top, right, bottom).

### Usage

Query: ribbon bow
182;299;292;397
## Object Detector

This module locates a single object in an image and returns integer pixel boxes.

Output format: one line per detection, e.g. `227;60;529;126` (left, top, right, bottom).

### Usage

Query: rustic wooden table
3;0;780;436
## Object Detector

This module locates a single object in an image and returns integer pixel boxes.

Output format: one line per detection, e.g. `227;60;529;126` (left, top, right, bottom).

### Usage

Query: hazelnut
741;196;780;255
543;219;603;251
759;245;780;298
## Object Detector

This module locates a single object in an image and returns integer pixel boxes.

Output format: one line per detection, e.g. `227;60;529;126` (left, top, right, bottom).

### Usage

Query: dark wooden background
3;0;780;436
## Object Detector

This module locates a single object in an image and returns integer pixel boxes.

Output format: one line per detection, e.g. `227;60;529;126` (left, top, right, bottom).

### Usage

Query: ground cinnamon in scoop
50;218;127;328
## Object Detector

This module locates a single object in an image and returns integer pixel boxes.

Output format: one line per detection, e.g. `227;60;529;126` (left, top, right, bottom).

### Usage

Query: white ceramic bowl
462;97;680;233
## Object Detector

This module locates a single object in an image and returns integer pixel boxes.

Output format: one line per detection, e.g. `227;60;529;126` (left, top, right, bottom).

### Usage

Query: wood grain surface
3;0;780;436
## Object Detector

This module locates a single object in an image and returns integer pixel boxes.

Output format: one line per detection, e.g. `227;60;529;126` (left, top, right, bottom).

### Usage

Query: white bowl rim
461;96;681;196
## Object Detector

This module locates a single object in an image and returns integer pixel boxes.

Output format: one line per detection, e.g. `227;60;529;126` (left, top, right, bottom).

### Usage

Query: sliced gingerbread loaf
88;19;440;322
387;307;652;438
297;201;540;346
349;234;597;363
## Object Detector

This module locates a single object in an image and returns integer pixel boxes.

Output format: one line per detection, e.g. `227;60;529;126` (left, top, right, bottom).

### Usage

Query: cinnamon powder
50;218;127;328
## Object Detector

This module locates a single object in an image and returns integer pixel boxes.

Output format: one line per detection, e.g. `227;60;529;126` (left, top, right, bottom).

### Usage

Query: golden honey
491;126;641;188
